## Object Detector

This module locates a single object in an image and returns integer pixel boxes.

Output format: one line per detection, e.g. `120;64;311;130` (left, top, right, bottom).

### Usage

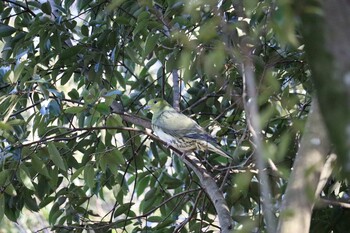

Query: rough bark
277;100;331;233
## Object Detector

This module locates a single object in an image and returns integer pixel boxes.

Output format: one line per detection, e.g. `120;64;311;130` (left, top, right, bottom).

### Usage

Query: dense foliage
0;0;348;232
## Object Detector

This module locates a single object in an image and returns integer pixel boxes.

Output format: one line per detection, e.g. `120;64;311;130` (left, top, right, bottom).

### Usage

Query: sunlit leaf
18;164;35;191
0;121;13;130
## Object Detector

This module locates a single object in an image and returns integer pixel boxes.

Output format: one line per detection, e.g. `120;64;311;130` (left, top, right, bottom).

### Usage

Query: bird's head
146;98;170;113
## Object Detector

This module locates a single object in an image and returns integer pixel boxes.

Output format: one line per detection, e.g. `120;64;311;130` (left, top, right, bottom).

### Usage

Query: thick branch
299;0;350;173
242;52;276;233
277;100;331;233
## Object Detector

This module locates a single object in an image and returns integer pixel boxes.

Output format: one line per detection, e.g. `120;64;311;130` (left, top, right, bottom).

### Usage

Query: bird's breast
153;126;176;144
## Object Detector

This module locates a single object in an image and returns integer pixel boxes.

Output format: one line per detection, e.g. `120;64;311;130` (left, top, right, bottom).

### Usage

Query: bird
146;98;231;159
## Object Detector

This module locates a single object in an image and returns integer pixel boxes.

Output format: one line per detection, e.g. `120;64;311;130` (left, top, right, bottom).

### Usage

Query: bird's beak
144;105;150;110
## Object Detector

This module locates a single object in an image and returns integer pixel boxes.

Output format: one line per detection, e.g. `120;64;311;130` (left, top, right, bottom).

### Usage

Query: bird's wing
184;132;217;144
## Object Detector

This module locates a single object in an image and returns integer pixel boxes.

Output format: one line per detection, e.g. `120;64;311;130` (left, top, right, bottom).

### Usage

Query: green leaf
0;170;10;186
162;173;183;189
143;33;160;59
31;154;50;178
113;203;134;218
7;119;26;126
71;166;84;182
133;19;148;36
99;149;124;176
48;142;67;171
0;24;16;38
39;196;55;208
13;61;27;83
5;184;17;196
61;65;76;85
115;71;126;89
109;149;124;165
41;1;52;15
125;46;141;65
65;106;85;114
81;25;89;36
48;167;59;189
136;175;149;197
95;102;110;115
142;189;160;213
68;89;80;100
18;164;35;191
0;121;13;131
0;193;4;223
60;45;83;60
84;163;95;189
24;196;39;212
49;202;63;225
106;114;123;134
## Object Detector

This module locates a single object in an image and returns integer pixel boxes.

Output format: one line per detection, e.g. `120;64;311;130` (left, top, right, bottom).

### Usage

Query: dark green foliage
0;0;347;232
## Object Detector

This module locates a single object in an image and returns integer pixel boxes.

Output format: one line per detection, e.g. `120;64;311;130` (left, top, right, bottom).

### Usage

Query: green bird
147;98;231;159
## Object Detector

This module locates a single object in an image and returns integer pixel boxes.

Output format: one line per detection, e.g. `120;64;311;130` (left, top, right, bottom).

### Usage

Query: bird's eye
153;100;157;104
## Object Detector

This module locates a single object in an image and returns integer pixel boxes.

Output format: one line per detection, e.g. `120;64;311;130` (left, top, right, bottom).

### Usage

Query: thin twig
172;69;180;111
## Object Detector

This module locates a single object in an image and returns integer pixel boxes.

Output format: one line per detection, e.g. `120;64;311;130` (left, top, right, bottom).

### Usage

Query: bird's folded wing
184;133;217;144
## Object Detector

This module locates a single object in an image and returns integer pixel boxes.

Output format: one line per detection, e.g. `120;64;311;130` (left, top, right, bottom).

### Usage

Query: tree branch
180;154;233;232
298;0;350;173
172;69;180;111
277;100;331;233
111;101;151;129
242;50;276;233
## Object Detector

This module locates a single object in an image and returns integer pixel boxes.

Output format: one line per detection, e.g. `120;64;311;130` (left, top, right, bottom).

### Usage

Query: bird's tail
207;143;231;159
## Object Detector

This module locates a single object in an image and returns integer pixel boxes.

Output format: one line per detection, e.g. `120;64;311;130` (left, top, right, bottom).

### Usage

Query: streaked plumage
147;98;231;158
